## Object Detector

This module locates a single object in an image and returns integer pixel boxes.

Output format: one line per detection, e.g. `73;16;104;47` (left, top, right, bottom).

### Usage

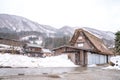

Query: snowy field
0;53;77;67
0;53;120;69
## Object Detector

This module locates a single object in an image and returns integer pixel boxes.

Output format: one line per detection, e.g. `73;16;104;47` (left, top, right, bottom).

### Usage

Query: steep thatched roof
69;28;113;55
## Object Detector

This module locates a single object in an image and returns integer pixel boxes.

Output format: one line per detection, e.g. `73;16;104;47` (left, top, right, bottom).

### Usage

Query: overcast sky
0;0;120;32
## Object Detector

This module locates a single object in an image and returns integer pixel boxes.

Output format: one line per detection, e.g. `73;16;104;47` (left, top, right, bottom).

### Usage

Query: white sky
0;0;120;32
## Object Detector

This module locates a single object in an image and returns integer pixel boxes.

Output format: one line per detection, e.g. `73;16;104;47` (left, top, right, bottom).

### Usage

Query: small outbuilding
23;43;43;57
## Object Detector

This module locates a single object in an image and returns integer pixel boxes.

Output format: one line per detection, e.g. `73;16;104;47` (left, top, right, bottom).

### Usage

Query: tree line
42;36;71;49
115;31;120;55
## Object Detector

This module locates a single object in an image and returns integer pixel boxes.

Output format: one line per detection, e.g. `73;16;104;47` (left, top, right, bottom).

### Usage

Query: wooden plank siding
23;43;44;57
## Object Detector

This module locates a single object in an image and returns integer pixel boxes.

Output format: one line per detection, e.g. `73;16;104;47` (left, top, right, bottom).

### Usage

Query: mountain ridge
0;14;115;48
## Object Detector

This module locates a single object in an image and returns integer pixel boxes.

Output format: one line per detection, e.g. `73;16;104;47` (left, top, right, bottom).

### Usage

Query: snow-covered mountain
55;26;74;37
0;14;115;48
0;14;57;34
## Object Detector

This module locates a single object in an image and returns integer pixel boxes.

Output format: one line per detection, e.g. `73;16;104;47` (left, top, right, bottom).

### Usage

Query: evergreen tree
115;31;120;55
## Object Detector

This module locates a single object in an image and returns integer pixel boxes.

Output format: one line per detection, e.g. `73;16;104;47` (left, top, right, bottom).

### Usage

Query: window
78;43;84;47
32;48;35;51
78;36;82;40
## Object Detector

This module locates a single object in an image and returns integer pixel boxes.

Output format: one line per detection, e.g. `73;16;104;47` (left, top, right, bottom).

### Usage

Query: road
0;66;120;80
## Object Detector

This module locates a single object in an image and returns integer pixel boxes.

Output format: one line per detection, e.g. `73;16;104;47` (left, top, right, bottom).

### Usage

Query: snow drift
103;56;120;70
0;53;77;67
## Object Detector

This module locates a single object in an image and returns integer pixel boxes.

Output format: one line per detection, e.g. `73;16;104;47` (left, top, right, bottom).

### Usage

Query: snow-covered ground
0;53;77;67
103;56;120;70
87;64;97;67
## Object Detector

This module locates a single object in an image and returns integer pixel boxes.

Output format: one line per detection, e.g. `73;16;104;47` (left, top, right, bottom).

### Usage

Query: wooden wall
74;32;95;50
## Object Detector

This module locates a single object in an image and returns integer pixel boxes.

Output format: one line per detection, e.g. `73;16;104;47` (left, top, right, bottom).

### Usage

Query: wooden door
75;52;80;65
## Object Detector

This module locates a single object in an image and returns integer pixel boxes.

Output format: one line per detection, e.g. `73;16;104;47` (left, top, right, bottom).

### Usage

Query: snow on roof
0;44;10;48
42;49;52;53
0;44;21;51
26;43;42;48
